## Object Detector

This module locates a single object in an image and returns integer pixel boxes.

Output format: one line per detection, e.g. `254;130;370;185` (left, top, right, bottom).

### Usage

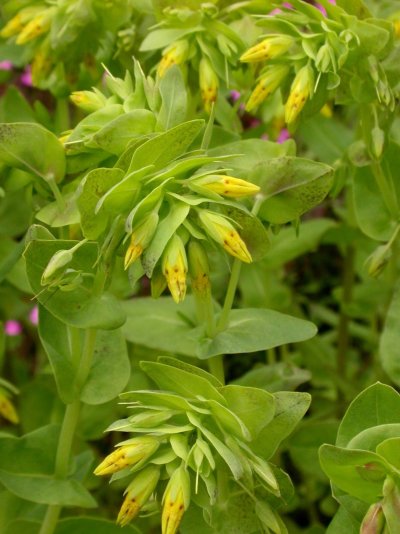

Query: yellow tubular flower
394;20;400;39
162;235;188;304
0;389;19;424
240;35;294;63
245;65;289;112
0;7;42;39
194;174;260;198
70;90;107;113
284;64;314;124
157;39;189;78
124;213;159;270
16;10;52;45
162;465;191;534
117;466;160;527
199;57;218;113
198;210;252;263
31;46;52;85
94;436;159;476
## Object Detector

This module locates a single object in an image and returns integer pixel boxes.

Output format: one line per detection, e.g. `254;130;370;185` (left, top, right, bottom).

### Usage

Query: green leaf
319;445;390;503
128;120;204;173
336;383;400;448
140;360;226;404
380;283;400;386
157;356;222;387
55;517;142;534
233;363;311;393
92;110;156;155
206;399;251;441
24;239;126;330
352;165;394;241
0;425;96;508
0;123;65;183
38;306;77;404
327;497;367;534
77;167;124;239
376;438;400;470
257;157;334;224
220;385;275;439
197;308;317;359
35;192;80;228
81;328;130;405
122;296;201;357
157;66;187;129
251;392;311;459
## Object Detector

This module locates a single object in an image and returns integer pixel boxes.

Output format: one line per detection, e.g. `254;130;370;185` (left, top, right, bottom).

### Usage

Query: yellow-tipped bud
124;213;159;270
245;65;289;112
0;389;19;424
199;57;218;113
320;103;333;118
192;174;260;198
162;465;191;534
16;11;52;45
70;90;106;113
0;14;24;39
188;241;211;297
162;235;188;304
284;64;314;124
198;210;252;263
157;39;189;78
117;466;160;527
240;35;294;63
94;436;159;476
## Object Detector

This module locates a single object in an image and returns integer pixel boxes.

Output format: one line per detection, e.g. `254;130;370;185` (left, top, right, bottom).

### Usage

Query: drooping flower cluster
94;358;285;533
241;1;396;123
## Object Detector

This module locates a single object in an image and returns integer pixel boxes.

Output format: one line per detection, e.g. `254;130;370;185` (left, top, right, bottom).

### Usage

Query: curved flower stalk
139;3;245;112
0;377;19;424
0;0;139;92
95;358;302;532
241;0;396;123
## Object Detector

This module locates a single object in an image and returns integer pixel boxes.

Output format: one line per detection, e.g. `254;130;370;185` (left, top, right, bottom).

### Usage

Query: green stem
39;327;98;534
217;258;242;333
208;355;225;385
48;177;66;212
336;245;355;382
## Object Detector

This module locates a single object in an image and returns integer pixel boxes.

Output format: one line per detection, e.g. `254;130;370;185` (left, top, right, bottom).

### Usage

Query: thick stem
216;258;242;333
39;327;98;534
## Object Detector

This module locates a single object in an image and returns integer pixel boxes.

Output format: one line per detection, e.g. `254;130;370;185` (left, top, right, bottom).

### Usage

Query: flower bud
285;64;314;124
198;210;252;263
393;20;400;39
360;502;385;534
199;57;218;113
94;436;160;476
0;388;19;424
0;7;42;39
382;476;400;527
365;245;391;278
117;466;160;526
16;10;52;45
70;90;107;113
370;126;385;159
125;213;159;270
41;249;74;285
240;35;294;63
245;65;289;112
157;40;189;78
188;241;211;298
162;234;188;303
162;465;191;534
191;174;260;198
315;43;332;72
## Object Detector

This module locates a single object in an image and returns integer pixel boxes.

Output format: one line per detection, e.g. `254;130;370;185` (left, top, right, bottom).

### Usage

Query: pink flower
20;66;32;87
0;61;13;71
230;90;241;102
5;320;22;336
315;3;327;16
29;306;38;326
277;128;290;143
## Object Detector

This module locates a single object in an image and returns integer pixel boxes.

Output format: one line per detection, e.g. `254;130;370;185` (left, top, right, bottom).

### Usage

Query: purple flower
277;128;290;143
315;3;327;16
20;66;32;87
5;320;22;336
0;61;13;71
230;90;241;102
29;306;38;326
